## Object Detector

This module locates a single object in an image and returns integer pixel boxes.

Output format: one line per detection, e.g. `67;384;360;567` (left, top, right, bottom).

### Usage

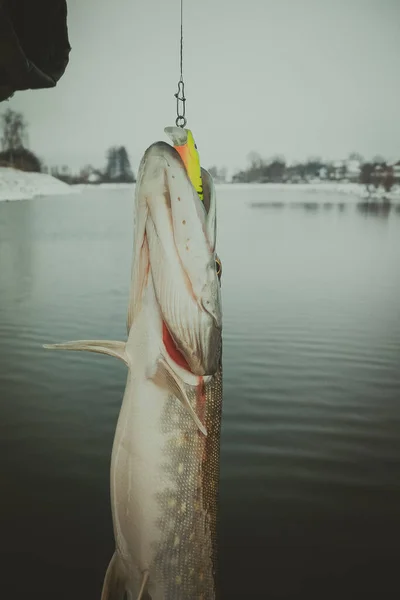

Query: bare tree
247;151;264;169
1;108;28;151
348;152;364;163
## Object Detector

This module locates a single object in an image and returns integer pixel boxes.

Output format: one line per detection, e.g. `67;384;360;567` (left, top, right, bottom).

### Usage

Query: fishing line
174;0;187;127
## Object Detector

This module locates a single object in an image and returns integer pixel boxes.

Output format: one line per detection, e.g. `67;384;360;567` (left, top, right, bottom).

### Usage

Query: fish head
132;141;221;377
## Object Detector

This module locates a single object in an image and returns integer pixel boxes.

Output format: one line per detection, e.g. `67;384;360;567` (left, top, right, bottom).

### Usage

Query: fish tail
101;552;126;600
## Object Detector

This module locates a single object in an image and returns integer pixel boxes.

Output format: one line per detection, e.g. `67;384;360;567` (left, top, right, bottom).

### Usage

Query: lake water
1;187;400;600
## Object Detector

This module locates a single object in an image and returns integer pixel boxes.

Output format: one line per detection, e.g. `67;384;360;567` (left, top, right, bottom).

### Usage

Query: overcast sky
5;0;400;174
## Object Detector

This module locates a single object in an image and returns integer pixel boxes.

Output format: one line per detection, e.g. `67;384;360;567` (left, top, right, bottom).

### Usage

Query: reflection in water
303;202;319;210
250;201;285;209
356;201;392;218
1;189;400;599
0;201;34;303
249;198;400;219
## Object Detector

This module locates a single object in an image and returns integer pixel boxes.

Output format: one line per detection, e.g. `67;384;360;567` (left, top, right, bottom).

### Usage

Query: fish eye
215;256;222;280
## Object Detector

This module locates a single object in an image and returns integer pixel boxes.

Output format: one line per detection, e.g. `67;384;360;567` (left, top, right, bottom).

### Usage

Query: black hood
0;0;71;101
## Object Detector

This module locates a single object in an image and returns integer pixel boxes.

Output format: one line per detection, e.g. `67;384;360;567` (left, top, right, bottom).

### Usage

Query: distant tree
372;155;385;165
219;167;227;182
1;108;27;151
247;152;263;169
297;164;307;181
208;166;218;179
51;164;73;184
79;164;93;181
245;151;263;181
372;163;384;189
339;163;348;180
231;169;247;183
304;158;324;179
105;146;135;183
0;108;42;171
207;166;227;183
382;167;394;193
348;152;364;163
118;146;134;182
324;163;335;180
360;163;374;193
266;158;286;182
285;163;301;182
105;146;118;180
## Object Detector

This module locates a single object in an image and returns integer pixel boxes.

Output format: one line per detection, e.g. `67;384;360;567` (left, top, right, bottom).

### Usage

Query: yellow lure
164;126;204;202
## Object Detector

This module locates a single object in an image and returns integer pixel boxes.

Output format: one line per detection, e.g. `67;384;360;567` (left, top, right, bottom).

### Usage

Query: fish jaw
131;141;222;377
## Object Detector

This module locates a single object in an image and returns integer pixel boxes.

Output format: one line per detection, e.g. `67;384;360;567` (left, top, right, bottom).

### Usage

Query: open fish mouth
136;142;222;377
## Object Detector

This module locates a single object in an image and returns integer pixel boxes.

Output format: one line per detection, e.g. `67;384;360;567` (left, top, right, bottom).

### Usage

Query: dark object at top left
0;0;71;101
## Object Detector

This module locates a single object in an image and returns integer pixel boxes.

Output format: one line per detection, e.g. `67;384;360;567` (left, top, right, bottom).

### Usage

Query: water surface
1;187;400;599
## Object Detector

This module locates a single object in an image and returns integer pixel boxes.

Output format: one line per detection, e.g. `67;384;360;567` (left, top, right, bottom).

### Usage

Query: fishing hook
175;80;186;128
174;0;187;128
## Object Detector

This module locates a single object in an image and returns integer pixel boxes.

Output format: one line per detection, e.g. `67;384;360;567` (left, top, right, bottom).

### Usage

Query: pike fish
45;128;223;599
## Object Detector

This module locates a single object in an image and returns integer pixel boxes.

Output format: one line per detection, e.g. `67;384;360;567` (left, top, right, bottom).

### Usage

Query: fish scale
148;364;222;599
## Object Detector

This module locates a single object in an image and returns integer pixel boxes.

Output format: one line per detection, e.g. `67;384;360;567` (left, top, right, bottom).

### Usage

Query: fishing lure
164;126;204;202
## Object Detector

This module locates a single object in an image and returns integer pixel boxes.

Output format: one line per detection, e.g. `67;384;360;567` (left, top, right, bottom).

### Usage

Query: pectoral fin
101;551;126;600
152;358;207;436
43;340;128;366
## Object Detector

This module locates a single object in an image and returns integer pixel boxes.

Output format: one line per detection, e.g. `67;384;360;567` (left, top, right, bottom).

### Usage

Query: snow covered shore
0;167;78;201
1;167;399;204
73;182;134;191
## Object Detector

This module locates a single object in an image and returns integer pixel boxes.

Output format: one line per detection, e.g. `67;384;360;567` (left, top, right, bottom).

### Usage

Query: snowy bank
0;167;79;201
73;182;135;192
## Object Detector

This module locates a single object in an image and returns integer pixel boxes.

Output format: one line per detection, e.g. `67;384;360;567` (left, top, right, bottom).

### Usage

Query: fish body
45;138;222;599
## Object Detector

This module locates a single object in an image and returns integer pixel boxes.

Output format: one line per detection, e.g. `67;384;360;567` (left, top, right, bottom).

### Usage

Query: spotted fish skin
111;299;222;599
155;364;223;599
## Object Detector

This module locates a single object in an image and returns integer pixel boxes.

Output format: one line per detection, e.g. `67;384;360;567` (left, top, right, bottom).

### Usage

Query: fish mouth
137;142;221;377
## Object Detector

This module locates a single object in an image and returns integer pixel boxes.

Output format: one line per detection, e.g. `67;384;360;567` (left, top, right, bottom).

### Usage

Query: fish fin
136;570;149;600
43;340;128;366
101;551;126;600
127;198;149;333
152;358;207;436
